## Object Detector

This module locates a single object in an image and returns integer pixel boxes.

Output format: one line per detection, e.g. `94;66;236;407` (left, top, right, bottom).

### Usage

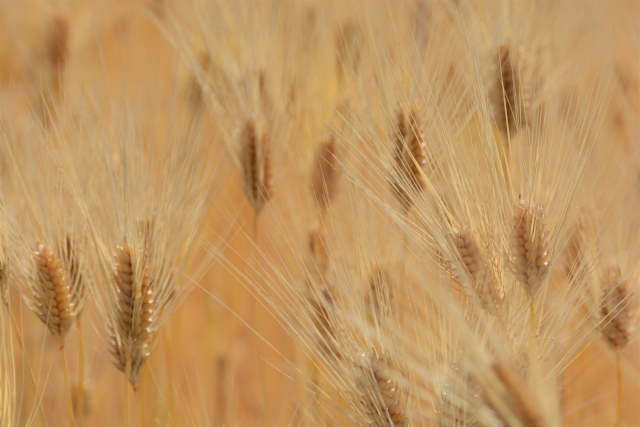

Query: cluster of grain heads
357;351;407;427
390;105;427;213
239;116;273;216
109;241;153;389
511;197;550;298
452;226;504;316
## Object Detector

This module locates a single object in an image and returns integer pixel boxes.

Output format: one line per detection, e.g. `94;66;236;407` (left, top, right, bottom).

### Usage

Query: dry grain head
436;369;482;427
366;266;395;324
311;134;340;214
390;105;427;213
480;361;547;427
452;226;504;315
490;43;530;136
31;243;75;341
511;197;550;298
239;117;273;214
109;241;154;388
358;350;407;427
599;260;637;351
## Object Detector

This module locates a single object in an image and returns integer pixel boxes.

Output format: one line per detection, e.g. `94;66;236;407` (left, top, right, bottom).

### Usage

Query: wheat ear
599;260;636;427
359;351;407;427
239;117;273;215
390;105;427;213
109;241;153;390
511;197;550;298
482;361;547;427
491;43;529;136
453;226;504;315
311;134;339;215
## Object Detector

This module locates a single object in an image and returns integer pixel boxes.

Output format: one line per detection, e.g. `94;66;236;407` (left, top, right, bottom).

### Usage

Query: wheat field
0;1;638;426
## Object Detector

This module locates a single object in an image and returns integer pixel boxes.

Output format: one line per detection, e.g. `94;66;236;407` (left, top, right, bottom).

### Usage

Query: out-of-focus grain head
452;226;504;316
390;104;427;213
311;134;340;215
336;20;361;83
357;350;407;427
365;266;395;325
490;42;531;137
479;360;548;427
239;116;273;215
599;259;637;351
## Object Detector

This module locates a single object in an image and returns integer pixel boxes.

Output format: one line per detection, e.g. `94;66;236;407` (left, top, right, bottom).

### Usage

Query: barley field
0;1;638;426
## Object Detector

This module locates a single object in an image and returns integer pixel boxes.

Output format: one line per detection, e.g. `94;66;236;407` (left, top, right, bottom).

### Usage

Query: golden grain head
311;134;340;214
453;226;504;315
390;105;427;212
32;243;75;341
511;198;550;298
599;260;637;351
110;241;154;388
490;42;530;135
359;351;407;427
239;117;273;214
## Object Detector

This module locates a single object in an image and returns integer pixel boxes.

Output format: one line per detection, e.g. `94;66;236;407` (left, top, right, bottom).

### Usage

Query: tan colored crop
599;261;636;351
360;351;407;427
311;134;339;214
109;241;153;389
491;43;530;135
390;105;427;212
454;226;504;315
511;198;550;297
239;117;273;214
483;361;547;427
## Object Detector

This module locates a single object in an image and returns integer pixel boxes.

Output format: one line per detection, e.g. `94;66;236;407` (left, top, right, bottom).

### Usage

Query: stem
124;360;130;427
616;350;622;427
162;327;175;424
60;342;76;427
137;378;145;427
254;212;269;427
76;317;85;427
529;298;535;346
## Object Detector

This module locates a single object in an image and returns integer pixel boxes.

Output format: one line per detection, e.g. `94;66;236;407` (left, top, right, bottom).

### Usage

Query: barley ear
453;226;504;315
110;241;154;389
390;105;427;213
32;244;75;340
239;117;273;214
511;197;550;297
358;351;407;427
599;260;636;351
311;134;339;214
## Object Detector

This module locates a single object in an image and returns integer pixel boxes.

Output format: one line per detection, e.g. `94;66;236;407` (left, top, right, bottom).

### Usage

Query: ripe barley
390;105;427;213
599;261;636;351
490;43;529;135
311;134;339;214
359;351;407;427
453;226;503;315
109;241;154;389
239;117;273;214
511;198;550;298
482;361;547;427
32;244;75;340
